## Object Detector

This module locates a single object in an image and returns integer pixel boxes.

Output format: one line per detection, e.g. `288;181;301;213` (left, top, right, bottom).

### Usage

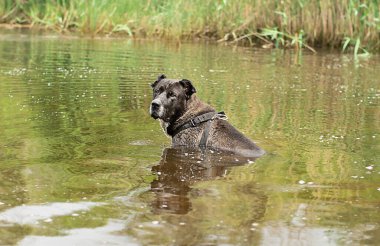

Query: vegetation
1;0;379;53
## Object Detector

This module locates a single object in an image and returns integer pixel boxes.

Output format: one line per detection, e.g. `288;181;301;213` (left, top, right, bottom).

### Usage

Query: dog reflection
150;147;258;214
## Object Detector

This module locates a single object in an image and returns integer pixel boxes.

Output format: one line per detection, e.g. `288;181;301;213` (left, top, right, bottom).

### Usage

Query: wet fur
150;75;265;158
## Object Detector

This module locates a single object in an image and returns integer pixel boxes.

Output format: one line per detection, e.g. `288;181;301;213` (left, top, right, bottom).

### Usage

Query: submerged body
150;75;265;158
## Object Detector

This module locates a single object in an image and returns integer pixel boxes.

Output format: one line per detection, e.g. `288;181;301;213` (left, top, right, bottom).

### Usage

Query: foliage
0;0;379;51
342;37;371;57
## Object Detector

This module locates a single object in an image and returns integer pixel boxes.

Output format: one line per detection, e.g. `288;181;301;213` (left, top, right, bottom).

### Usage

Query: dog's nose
151;102;160;111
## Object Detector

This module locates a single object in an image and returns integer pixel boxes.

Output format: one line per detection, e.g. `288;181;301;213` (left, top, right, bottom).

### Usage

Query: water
0;29;379;245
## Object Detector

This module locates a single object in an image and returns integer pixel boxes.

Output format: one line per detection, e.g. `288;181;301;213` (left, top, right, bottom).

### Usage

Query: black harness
167;111;227;148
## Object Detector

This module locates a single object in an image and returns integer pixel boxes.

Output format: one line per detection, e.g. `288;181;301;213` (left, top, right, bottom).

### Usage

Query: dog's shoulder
212;118;244;138
210;119;264;156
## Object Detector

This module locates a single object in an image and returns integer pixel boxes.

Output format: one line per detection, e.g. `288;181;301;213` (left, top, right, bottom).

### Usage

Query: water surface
0;29;379;245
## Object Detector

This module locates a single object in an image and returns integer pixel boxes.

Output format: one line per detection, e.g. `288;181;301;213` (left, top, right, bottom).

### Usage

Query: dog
149;74;265;158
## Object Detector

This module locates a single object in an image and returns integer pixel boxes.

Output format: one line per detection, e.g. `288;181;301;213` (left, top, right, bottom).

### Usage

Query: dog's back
172;110;265;158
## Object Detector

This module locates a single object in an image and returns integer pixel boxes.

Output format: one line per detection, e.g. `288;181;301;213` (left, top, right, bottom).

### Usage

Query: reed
1;0;379;52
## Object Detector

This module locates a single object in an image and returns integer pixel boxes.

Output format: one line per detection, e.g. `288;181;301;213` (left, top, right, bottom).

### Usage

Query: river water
0;29;379;245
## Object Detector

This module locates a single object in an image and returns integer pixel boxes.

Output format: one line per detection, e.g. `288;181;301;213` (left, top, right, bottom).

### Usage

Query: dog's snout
151;102;160;110
150;100;162;119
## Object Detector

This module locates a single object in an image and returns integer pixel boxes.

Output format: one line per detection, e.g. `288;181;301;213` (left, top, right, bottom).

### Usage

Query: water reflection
0;202;101;225
19;220;136;246
150;147;259;214
0;30;379;245
118;148;269;245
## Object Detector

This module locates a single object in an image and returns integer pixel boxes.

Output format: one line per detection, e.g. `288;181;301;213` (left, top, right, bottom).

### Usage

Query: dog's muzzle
150;100;162;119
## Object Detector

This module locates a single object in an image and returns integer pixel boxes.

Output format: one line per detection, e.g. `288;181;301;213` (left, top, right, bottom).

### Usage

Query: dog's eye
167;91;176;98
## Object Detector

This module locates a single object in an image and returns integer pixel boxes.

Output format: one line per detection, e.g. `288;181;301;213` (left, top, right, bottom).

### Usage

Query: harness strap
199;120;212;149
168;111;227;148
168;111;216;137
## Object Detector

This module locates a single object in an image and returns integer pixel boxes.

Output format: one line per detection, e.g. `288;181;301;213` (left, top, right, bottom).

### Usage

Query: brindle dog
149;74;265;157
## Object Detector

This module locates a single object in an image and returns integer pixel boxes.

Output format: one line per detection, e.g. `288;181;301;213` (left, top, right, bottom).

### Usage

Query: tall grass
1;0;379;52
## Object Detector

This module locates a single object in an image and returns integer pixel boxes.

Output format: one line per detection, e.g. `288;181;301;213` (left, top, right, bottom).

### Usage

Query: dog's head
149;74;196;122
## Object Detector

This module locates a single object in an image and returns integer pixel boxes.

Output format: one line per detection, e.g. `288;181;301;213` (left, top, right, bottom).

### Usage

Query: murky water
0;29;379;245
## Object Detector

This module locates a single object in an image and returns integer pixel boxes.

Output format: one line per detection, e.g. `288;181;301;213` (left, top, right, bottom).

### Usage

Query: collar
167;111;226;137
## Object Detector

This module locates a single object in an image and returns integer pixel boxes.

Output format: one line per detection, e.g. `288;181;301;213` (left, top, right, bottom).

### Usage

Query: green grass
1;0;379;52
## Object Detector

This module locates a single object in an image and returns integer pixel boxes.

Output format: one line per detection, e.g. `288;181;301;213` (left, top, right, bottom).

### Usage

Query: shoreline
0;23;376;55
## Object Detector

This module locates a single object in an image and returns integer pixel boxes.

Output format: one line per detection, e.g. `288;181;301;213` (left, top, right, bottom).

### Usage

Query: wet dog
149;74;265;157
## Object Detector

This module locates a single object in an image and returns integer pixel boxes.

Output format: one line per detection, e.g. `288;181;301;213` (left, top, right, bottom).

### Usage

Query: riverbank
1;0;379;54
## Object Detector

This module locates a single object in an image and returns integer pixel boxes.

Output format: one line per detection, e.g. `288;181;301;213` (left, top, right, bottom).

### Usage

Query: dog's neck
163;95;215;136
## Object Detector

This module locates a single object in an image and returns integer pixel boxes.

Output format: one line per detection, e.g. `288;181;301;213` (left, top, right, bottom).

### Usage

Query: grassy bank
1;0;379;53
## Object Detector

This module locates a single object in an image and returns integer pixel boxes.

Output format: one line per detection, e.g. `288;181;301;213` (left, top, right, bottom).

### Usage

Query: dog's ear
151;74;166;88
179;79;196;98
